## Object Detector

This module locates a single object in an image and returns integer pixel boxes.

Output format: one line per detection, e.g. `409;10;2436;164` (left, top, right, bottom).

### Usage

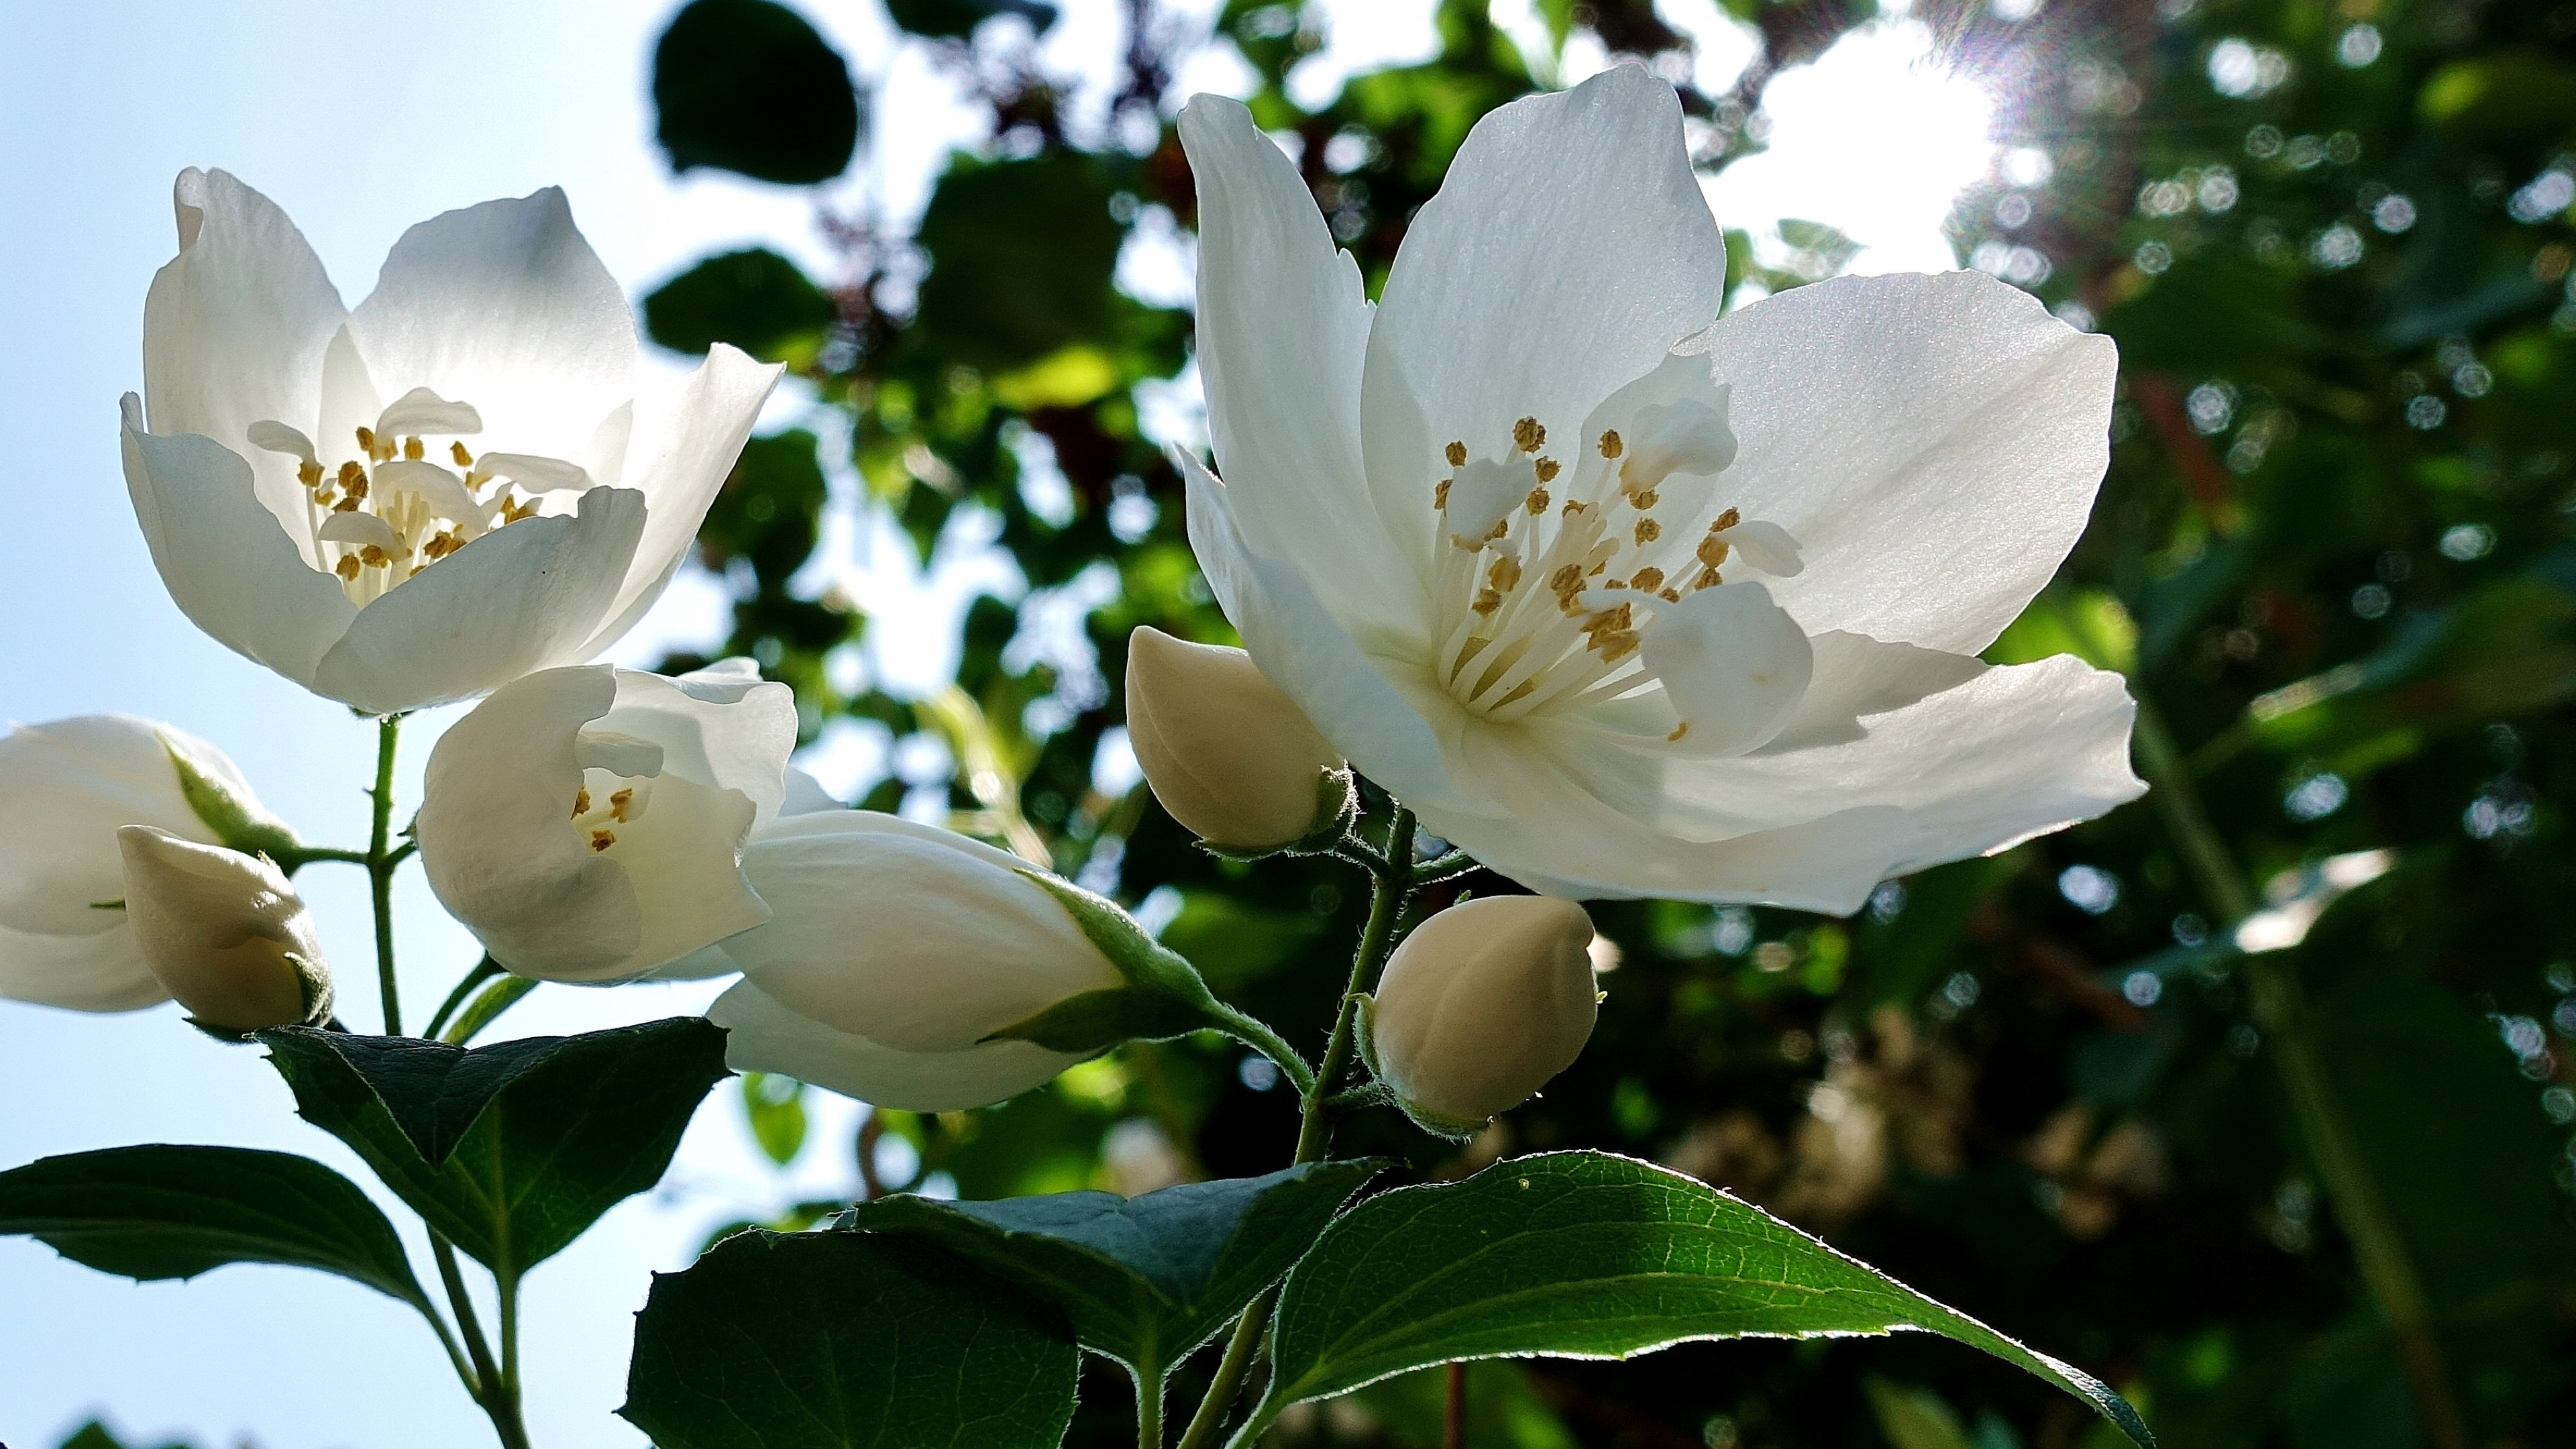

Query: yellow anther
1697;537;1731;569
1525;487;1549;515
1444;441;1468;468
1534;457;1560;483
589;830;616;853
1633;519;1662;545
334;555;362;581
572;788;592;818
354;427;376;455
1597;632;1640;663
1513;417;1545;453
1711;506;1741;532
1485;519;1509;543
337;460;367;492
358;544;390;568
451;441;475;468
1434;478;1451;510
1472;588;1503;615
1488;556;1522;592
1581;602;1633;636
608;788;635;822
1630;566;1665;593
1668;721;1690;742
1631;488;1659;509
1562;498;1587;516
1694;567;1723;590
498;494;537;525
333;494;360;513
421;531;462;561
1660;588;1682;602
1599;429;1623;459
403;435;424;462
298;460;324;488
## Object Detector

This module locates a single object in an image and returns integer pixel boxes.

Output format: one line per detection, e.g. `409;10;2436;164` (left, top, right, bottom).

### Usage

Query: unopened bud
1366;896;1599;1134
116;826;330;1034
1124;627;1347;853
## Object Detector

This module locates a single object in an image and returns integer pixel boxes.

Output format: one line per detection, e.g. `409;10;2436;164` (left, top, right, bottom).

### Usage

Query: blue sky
0;1;1992;1443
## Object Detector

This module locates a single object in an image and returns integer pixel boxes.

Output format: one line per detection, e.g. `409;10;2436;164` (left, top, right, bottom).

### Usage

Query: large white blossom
416;660;797;983
1175;69;2143;912
122;170;781;716
0;715;285;1012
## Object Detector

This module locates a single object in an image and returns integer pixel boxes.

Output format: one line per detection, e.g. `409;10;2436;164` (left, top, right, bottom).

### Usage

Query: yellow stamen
1525;487;1549;515
1694;567;1723;590
1513;417;1545;453
1488;556;1521;592
1434;478;1451;510
572;788;592;818
1534;457;1560;483
1630;566;1665;593
589;830;616;852
354;427;376;455
451;441;475;468
1599;429;1623;459
1631;488;1658;510
608;788;635;822
1633;519;1662;545
1668;721;1690;742
402;435;424;462
358;544;390;568
1697;536;1731;569
1711;506;1741;531
1445;441;1468;468
299;460;324;489
334;555;361;581
1472;588;1503;615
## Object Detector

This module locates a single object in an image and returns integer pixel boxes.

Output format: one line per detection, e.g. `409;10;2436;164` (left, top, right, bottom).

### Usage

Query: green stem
1179;809;1419;1449
424;957;503;1042
432;1236;531;1449
1205;1002;1317;1097
368;714;406;1036
499;1267;525;1419
1137;1362;1164;1449
2133;699;2465;1449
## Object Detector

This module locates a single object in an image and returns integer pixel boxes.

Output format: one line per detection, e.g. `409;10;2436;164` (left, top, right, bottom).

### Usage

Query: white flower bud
706;812;1128;1112
0;714;286;1013
1124;627;1347;852
116;826;329;1033
1368;896;1600;1131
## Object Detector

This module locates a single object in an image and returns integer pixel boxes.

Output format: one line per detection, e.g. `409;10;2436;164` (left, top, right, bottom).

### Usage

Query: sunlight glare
1703;19;2000;277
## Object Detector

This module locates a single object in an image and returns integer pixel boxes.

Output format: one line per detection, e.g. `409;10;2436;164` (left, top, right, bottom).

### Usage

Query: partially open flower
116;826;329;1034
0;715;288;1013
122;169;781;714
1124;625;1348;852
416;659;797;983
707;812;1130;1112
1366;895;1600;1133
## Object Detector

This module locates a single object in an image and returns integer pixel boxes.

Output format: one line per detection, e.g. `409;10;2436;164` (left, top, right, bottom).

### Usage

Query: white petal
1371;67;1727;466
780;766;845;816
1695;270;2118;653
570;345;780;661
709;978;1084;1112
1181;448;1499;818
374;386;484;438
722;812;1122;1053
309;484;647;714
144;169;348;551
474;453;591;492
1756;631;1985;754
0;714;244;936
1721;519;1803;577
315;509;402;552
1642;582;1815;757
592;770;768;979
0;922;166;1014
121;395;356;690
600;667;798;824
344;188;637;464
372;460;486;532
1177;96;1418;627
246;421;315;463
415;666;641;980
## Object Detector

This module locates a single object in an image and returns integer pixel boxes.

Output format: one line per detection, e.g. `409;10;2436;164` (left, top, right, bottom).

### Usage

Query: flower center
1424;391;1800;727
570;772;654;854
249;386;590;606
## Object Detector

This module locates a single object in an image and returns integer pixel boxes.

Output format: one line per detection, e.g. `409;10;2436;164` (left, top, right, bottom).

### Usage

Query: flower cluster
3;64;2139;1130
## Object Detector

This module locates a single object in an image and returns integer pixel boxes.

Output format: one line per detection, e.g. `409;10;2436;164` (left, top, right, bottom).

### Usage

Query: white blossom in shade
121;169;782;716
416;660;797;983
1368;894;1601;1130
0;715;286;1012
117;826;329;1033
706;812;1126;1112
1175;68;2144;913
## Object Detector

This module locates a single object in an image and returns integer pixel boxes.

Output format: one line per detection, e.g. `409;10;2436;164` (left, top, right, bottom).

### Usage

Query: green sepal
162;734;301;863
1195;767;1358;863
980;985;1213;1055
1010;868;1228;1016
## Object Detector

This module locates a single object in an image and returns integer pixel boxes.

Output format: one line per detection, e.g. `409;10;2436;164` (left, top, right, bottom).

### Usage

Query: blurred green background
311;0;2576;1443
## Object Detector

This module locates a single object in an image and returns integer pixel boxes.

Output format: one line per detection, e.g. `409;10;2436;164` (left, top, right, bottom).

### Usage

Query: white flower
416;660;797;983
1366;894;1599;1130
1124;625;1347;851
117;826;329;1033
1175;69;2143;912
706;812;1126;1112
0;715;286;1012
122;170;782;716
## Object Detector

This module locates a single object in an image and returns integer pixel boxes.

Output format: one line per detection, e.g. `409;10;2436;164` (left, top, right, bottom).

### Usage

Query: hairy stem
1179;808;1419;1449
368;714;405;1036
433;1236;531;1449
2133;700;2465;1449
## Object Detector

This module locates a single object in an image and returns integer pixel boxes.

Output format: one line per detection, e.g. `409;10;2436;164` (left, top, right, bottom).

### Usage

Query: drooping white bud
116;826;329;1034
1124;627;1349;853
1366;895;1601;1133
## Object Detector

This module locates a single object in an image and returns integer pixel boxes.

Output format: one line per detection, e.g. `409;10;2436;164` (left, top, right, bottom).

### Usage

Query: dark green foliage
645;248;839;364
846;1159;1385;1378
56;1421;196;1449
653;0;859;184
258;1018;727;1272
912;152;1128;374
621;1228;1079;1449
884;0;1057;42
0;1144;427;1308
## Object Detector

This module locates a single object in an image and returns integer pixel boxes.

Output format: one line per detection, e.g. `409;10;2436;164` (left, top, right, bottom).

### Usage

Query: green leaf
645;248;839;364
884;0;1057;40
0;1144;427;1309
621;1228;1079;1449
741;1073;810;1166
913;152;1124;372
1244;1151;2152;1446
258;1018;729;1273
845;1158;1387;1381
653;0;861;185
